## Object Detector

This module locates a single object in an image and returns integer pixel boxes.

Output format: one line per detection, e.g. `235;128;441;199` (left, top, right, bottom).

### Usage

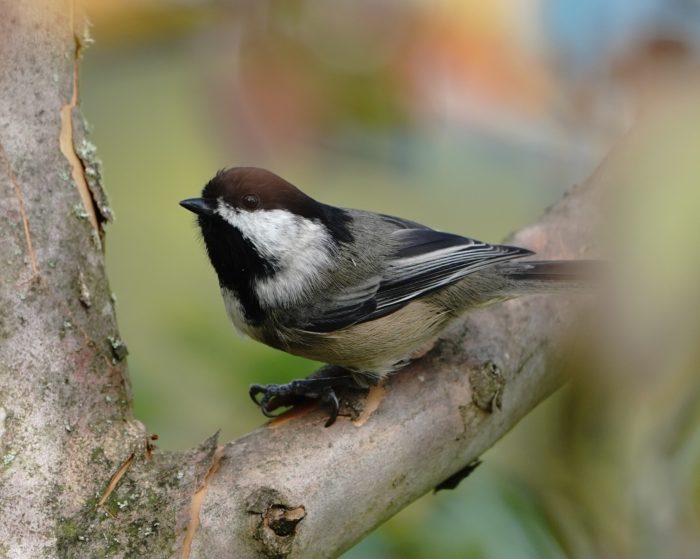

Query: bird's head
180;167;353;309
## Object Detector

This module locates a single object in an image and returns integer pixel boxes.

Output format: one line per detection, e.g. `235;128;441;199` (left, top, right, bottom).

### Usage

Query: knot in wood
470;360;505;412
266;505;306;537
247;488;306;558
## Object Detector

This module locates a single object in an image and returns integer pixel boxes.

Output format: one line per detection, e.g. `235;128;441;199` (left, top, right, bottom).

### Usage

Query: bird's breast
279;300;452;374
221;287;261;339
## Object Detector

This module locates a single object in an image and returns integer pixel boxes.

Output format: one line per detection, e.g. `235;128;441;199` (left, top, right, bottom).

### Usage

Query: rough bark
0;2;598;558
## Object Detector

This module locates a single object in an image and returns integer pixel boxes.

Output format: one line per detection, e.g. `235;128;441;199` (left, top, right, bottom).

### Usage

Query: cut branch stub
247;488;307;558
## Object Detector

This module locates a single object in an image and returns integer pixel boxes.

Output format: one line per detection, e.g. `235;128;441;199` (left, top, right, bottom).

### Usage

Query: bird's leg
249;365;364;427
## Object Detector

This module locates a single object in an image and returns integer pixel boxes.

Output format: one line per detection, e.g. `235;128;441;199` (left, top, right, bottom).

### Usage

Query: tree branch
0;1;599;557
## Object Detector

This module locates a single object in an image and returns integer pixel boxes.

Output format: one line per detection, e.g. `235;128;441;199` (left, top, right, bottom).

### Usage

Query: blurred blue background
81;1;700;557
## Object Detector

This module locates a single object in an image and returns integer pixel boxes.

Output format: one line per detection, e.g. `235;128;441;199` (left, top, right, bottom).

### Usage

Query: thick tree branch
0;2;599;557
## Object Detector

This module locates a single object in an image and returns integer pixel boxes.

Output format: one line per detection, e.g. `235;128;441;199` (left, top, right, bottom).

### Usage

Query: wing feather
302;228;531;332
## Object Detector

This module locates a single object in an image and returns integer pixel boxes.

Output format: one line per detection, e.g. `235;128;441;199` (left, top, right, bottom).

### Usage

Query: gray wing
302;228;532;332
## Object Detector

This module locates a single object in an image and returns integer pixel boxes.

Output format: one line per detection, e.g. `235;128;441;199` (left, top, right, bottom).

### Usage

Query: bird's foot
250;373;357;427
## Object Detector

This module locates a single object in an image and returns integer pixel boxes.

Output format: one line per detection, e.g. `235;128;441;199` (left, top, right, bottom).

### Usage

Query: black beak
179;197;216;216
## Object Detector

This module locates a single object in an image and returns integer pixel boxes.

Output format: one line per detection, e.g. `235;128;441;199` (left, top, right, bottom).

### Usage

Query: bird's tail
499;260;601;293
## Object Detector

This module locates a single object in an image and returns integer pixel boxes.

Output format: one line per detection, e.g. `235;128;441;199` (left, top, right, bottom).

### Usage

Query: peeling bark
58;12;101;236
0;1;600;558
181;444;224;559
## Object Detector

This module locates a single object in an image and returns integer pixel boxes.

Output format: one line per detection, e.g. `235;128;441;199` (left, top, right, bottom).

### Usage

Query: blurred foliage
80;0;700;557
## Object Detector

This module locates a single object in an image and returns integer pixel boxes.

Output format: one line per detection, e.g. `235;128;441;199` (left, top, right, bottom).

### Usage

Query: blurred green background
80;1;700;557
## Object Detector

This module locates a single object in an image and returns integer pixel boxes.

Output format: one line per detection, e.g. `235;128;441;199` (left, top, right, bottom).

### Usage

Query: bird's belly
282;300;450;374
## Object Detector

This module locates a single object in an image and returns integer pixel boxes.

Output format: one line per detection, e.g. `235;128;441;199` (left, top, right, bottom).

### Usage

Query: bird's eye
241;194;260;209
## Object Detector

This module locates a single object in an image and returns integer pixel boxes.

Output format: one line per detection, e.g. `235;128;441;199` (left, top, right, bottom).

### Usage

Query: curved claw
249;384;266;405
259;403;284;419
248;380;343;427
320;387;340;427
249;384;284;418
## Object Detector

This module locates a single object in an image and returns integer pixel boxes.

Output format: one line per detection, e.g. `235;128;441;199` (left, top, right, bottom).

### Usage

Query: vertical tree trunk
0;2;214;556
0;1;138;554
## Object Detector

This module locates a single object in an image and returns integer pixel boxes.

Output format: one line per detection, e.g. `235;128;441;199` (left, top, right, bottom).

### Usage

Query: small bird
181;167;590;426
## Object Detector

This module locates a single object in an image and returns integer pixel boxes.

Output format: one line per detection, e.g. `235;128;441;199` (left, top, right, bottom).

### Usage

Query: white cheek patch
216;202;334;307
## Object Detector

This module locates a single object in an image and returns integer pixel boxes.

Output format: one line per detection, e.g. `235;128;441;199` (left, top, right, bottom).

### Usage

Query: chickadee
181;167;590;426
